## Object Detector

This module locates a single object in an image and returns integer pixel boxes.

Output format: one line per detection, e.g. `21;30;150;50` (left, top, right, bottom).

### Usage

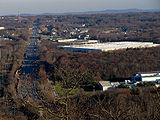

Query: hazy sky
0;0;160;15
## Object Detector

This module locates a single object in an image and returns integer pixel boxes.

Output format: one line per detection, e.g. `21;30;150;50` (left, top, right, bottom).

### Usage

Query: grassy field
55;82;80;96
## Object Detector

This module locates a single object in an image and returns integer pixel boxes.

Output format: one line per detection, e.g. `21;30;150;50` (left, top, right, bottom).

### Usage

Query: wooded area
0;12;160;119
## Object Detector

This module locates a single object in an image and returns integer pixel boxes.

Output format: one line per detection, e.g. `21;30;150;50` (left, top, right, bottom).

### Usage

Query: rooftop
59;42;160;52
99;81;111;86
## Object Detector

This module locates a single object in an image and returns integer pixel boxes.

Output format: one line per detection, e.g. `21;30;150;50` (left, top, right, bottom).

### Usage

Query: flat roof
58;42;160;52
138;71;160;74
99;81;111;86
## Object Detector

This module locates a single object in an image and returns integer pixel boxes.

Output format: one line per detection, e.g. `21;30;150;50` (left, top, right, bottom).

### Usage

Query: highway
17;19;42;101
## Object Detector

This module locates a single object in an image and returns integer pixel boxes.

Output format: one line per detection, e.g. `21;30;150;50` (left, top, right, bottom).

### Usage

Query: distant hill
6;9;160;16
61;9;160;15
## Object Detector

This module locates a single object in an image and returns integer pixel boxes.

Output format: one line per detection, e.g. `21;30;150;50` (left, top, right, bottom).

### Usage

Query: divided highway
17;20;41;101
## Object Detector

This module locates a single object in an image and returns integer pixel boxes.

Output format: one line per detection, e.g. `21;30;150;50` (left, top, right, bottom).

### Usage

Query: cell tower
18;11;22;23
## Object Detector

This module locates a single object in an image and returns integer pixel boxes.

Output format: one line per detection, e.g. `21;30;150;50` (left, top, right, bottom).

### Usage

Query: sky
0;0;160;15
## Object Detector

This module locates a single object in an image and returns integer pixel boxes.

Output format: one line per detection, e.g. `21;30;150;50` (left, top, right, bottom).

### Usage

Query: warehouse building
57;42;160;52
131;72;160;83
99;81;113;91
56;39;77;43
0;27;5;30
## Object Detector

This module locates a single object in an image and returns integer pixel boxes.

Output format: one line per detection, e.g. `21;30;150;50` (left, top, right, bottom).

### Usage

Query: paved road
17;19;58;103
18;20;41;101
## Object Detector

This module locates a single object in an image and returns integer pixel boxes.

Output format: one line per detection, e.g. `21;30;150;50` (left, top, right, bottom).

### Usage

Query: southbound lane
18;20;41;101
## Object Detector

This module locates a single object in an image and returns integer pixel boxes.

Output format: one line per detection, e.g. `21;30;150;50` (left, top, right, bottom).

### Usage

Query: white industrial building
99;72;160;91
0;27;5;30
57;42;160;52
111;82;120;87
99;81;113;91
56;39;77;43
132;72;160;83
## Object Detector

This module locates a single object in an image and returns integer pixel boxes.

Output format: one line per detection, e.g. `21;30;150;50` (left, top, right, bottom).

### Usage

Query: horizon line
2;8;160;16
